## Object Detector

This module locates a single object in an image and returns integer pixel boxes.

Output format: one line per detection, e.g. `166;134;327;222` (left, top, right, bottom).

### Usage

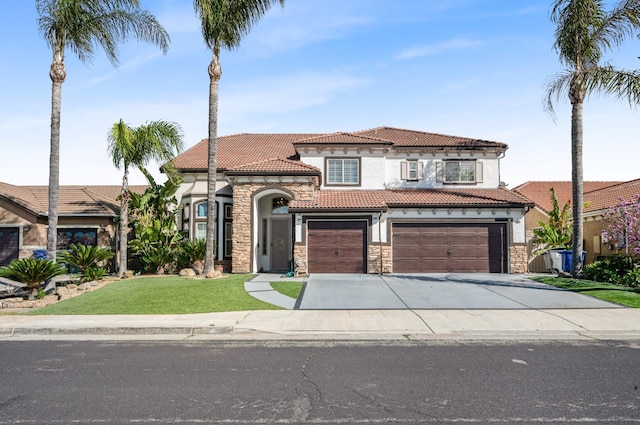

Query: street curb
0;326;234;336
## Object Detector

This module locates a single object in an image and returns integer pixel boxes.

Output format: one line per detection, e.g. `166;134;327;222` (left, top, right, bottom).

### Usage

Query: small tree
0;259;66;300
128;176;184;274
532;187;572;253
601;195;640;256
58;244;115;282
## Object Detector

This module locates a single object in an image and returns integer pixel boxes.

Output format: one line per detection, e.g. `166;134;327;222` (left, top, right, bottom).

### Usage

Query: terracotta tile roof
0;182;147;216
172;127;509;174
293;132;394;146
512;181;622;213
584;178;640;213
173;133;320;172
356;126;508;149
289;188;532;211
225;158;320;175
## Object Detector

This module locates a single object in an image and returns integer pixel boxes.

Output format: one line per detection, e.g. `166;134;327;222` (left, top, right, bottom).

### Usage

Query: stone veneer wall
509;244;527;274
231;181;317;273
368;244;391;274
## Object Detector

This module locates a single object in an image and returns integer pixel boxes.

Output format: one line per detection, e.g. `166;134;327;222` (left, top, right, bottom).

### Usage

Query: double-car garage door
393;223;507;273
305;221;508;274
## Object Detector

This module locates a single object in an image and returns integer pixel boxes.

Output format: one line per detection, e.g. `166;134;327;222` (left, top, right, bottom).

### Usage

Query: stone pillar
509;244;527;273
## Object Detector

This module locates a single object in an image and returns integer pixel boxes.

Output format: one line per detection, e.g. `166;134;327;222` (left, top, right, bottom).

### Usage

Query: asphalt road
1;340;639;424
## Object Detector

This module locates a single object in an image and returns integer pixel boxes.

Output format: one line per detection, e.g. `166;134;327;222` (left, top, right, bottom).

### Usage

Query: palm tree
36;0;170;261
545;0;640;276
193;0;285;274
108;119;184;277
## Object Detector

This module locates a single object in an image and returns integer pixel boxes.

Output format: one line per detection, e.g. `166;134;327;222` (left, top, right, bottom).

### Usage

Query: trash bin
560;250;586;273
32;249;48;260
543;250;563;273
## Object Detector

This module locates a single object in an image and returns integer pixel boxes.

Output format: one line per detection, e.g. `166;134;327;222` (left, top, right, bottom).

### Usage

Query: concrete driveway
296;273;623;310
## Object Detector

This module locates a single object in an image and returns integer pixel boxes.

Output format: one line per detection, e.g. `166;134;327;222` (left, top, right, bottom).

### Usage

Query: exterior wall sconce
23;225;31;233
99;225;107;233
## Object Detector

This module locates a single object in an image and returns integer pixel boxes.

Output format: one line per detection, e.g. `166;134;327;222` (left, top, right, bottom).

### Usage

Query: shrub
583;256;640;288
81;266;108;283
0;258;66;300
177;238;207;270
58;244;114;274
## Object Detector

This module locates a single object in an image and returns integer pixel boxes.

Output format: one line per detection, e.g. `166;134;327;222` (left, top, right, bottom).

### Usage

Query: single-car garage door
393;223;507;273
0;227;19;266
307;221;367;273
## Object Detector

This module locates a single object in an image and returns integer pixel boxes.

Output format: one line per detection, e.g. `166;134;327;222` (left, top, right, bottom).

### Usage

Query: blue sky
2;0;640;187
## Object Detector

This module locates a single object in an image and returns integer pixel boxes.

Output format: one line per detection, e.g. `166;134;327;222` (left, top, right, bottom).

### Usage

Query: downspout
378;211;383;275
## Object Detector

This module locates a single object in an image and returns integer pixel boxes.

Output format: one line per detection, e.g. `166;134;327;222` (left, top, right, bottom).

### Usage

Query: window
401;160;423;181
326;158;359;185
437;160;483;184
57;228;97;249
196;202;207;218
223;204;233;258
196;222;207;241
272;197;289;214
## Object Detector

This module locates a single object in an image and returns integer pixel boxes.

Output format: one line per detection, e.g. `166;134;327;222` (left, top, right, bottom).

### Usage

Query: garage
307;221;367;273
392;223;507;273
0;227;19;266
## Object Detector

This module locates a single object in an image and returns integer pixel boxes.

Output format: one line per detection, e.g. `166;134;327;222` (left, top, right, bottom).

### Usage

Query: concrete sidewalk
2;308;640;341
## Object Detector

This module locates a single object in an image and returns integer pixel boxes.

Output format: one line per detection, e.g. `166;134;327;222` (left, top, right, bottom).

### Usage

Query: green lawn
531;276;640;308
28;274;282;315
270;281;303;299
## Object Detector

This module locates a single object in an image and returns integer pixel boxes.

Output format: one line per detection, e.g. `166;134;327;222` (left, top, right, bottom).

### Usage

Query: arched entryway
252;189;293;273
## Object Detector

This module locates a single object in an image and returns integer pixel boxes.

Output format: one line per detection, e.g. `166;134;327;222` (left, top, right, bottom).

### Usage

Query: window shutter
418;161;424;180
401;161;408;180
476;161;483;183
436;162;444;183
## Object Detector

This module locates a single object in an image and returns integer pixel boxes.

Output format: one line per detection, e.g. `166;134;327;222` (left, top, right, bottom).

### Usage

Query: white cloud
395;38;484;60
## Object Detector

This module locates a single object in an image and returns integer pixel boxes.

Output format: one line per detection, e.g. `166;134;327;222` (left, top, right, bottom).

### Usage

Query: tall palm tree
36;0;170;261
193;0;285;274
545;0;640;276
108;119;184;277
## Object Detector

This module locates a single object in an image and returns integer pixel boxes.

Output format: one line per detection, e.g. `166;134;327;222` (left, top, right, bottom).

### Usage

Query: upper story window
326;158;360;186
196;202;207;218
401;160;424;181
437;160;483;184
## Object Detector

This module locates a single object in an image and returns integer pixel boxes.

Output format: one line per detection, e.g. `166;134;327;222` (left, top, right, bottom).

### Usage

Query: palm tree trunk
46;45;66;261
118;167;130;277
570;98;585;277
205;41;222;274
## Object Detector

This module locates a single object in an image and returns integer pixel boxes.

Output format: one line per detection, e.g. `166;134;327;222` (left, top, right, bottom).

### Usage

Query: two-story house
172;127;533;275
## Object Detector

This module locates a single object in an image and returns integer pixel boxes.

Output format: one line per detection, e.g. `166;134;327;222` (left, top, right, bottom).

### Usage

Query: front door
270;218;291;272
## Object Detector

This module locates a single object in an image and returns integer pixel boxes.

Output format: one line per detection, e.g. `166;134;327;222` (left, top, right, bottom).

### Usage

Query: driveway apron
296;273;622;310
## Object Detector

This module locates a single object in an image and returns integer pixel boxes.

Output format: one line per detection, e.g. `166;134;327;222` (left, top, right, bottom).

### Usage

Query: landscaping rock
205;270;223;279
77;283;91;291
180;268;196;277
192;260;204;275
55;286;70;297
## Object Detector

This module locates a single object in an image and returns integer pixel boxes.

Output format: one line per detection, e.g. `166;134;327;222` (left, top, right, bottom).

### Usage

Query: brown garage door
393;223;507;273
307;221;367;273
0;227;19;266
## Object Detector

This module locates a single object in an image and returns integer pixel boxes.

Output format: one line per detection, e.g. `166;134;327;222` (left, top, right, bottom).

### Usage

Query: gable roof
512;181;622;213
0;182;147;217
172;127;508;174
289;188;532;212
584;178;640;213
225;158;320;175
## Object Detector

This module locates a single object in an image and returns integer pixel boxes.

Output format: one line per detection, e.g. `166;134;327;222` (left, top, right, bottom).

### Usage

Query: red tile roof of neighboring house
172;127;508;174
172;133;320;172
356;127;508;149
225;158;320;175
289;188;532;211
584;178;640;213
0;182;147;216
512;181;622;213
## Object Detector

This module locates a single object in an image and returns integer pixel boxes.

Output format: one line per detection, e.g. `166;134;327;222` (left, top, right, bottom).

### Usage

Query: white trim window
437;160;483;184
401;160;424;181
327;158;359;185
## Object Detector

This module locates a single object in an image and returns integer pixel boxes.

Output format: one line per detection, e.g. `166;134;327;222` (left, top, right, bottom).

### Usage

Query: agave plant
0;258;66;300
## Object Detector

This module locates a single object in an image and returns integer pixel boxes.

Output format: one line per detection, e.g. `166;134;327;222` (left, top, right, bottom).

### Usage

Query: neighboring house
173;127;533;275
0;182;146;266
513;180;638;271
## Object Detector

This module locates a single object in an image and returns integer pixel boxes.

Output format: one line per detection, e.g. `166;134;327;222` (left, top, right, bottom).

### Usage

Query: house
513;179;639;271
172;127;533;274
0;182;146;266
